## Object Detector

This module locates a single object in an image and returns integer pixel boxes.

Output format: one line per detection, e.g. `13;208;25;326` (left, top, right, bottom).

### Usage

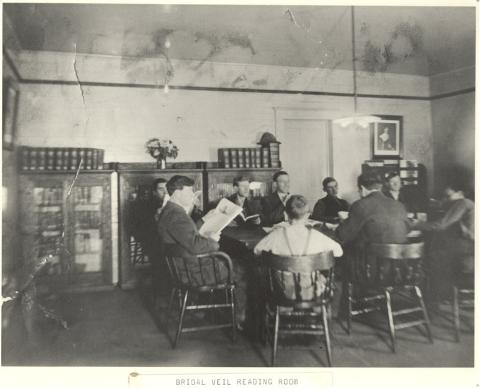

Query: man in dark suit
157;175;219;255
336;172;410;286
261;171;290;226
227;176;262;226
337;172;410;246
311;177;350;222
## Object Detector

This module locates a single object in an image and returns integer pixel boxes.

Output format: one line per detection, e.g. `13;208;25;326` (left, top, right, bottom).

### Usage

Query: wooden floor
2;287;474;367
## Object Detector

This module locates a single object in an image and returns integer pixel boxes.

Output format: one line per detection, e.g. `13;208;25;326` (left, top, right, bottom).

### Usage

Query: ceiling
4;4;476;76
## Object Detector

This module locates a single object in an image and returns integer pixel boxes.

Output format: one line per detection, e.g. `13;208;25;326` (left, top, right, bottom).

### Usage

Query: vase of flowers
145;138;179;169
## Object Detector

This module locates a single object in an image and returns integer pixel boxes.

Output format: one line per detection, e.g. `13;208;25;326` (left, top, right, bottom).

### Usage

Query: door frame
273;107;334;177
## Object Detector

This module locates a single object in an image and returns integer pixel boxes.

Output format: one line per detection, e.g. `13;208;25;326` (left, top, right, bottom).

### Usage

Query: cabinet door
19;173;113;289
67;174;112;285
19;175;67;275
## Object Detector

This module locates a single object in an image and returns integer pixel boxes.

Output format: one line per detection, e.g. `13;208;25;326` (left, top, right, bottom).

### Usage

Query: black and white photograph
1;2;477;388
372;116;402;158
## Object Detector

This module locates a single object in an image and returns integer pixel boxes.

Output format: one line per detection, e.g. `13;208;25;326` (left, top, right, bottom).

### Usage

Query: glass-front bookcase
19;171;115;291
204;168;279;207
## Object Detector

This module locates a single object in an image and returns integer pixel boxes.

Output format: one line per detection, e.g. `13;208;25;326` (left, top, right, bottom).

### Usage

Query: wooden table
221;226;267;250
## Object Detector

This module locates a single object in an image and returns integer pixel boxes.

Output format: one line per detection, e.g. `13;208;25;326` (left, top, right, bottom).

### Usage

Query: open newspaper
199;198;244;237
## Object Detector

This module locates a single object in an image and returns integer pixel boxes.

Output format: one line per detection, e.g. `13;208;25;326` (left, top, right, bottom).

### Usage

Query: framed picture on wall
3;78;19;150
371;115;403;159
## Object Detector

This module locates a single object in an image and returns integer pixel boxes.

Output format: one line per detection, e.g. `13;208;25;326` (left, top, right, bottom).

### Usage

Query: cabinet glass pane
72;185;103;272
33;186;64;267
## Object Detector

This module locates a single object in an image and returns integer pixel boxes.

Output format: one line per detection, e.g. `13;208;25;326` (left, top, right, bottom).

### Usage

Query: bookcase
361;160;428;212
204;168;280;207
117;166;204;288
18;170;115;291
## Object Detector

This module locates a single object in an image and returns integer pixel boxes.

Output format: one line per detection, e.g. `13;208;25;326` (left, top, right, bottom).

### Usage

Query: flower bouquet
145;138;179;169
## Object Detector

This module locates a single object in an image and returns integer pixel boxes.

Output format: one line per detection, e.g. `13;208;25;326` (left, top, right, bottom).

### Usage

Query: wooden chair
164;244;236;348
261;251;335;366
346;242;433;352
452;269;474;342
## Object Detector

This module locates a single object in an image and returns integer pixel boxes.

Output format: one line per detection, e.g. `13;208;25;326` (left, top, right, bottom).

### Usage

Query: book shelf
19;171;115;292
361;160;428;212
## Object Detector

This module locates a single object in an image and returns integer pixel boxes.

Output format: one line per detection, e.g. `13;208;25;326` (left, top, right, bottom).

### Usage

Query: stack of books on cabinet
218;144;281;168
19;147;105;171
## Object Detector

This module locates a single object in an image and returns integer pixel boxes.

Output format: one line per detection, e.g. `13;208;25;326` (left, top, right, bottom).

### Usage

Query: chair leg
414;286;433;343
453;286;460;342
385;289;396;353
322;305;333;367
165;287;177;332
272;307;280;367
263;308;270;348
173;289;189;349
346;282;353;335
230;287;237;343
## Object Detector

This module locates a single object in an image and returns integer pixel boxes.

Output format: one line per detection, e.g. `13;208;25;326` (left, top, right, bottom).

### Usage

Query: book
255;146;262;168
230;149;238;168
199;198;244;237
62;149;70;170
98;149;104;169
86;149;93;170
245;148;251;168
46;149;55;170
21;147;30;171
261;147;270;167
29;149;38;170
237;148;244;168
269;143;280;168
383;159;399;165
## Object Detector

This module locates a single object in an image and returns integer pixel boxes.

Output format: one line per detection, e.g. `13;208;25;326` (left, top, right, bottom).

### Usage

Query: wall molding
5;49;474;101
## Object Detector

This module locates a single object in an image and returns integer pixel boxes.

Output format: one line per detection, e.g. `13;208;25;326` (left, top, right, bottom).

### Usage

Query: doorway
279;118;332;209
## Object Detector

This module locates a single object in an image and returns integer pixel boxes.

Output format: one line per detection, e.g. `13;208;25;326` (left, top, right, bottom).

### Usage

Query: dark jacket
311;195;349;221
337;191;410;246
157;201;219;255
227;193;263;225
261;192;287;226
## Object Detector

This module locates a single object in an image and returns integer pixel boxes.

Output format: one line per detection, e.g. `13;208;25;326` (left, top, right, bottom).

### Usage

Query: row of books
74;186;104;204
20;147;105;171
364;159;419;168
218;144;281;169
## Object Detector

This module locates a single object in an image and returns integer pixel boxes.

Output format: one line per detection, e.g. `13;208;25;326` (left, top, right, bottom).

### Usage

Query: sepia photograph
0;1;477;387
372;116;402;158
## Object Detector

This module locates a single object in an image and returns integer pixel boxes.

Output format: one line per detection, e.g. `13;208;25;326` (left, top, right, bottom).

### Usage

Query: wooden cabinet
117;167;203;288
204;168;279;206
18;171;116;291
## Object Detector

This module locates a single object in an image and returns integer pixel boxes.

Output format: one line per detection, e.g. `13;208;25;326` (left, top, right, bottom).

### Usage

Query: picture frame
3;77;20;150
371;115;403;159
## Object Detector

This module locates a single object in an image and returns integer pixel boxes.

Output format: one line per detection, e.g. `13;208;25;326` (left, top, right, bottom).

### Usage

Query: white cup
338;211;349;221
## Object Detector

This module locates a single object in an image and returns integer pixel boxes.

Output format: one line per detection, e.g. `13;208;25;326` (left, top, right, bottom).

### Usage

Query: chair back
365;242;426;287
164;244;234;290
262;251;335;307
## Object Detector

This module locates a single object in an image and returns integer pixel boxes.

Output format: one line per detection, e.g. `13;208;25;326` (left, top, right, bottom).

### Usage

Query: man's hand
206;232;221;242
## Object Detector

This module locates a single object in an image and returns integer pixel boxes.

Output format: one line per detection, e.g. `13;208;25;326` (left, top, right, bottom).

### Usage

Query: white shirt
254;222;343;257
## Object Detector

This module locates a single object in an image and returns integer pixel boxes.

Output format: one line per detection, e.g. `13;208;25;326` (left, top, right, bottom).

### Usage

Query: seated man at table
261;170;290;226
157;175;220;270
311;177;350;222
336;172;410;284
227;176;262;226
158;175;248;326
414;177;474;299
254;195;343;300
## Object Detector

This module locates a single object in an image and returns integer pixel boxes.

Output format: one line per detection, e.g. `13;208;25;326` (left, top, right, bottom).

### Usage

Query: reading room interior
1;3;475;369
